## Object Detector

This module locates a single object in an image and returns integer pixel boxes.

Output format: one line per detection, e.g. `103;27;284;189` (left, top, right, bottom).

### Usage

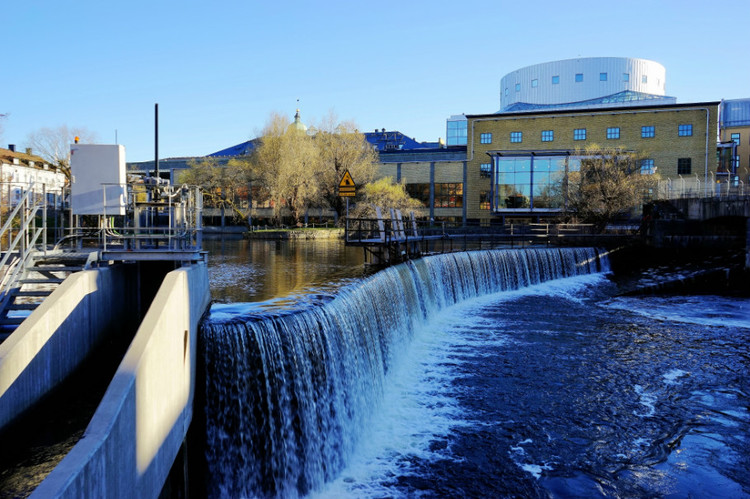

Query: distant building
719;98;750;183
447;57;677;147
466;101;720;222
500;57;676;113
0;145;67;205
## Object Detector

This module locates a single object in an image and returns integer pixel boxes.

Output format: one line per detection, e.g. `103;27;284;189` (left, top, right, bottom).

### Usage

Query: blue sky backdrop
2;0;749;161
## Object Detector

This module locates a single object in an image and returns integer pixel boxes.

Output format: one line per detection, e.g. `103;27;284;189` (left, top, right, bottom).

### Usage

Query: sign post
338;170;356;235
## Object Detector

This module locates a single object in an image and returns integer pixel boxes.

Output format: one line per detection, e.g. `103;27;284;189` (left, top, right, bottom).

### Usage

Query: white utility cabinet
70;144;127;215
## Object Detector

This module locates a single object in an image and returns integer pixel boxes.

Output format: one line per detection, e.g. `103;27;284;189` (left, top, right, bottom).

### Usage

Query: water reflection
204;236;371;308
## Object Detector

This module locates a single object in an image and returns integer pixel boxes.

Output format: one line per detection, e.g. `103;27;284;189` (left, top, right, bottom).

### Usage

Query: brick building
465;102;720;223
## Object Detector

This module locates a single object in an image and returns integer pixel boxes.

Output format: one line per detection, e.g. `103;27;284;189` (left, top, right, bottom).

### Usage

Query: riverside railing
657;175;747;200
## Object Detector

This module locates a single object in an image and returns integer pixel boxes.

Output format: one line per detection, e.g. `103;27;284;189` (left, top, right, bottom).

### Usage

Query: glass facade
446;118;468;146
492;154;580;211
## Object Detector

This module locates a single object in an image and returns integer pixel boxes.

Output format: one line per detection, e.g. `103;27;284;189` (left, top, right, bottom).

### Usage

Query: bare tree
179;156;255;224
567;144;658;231
25;125;98;177
313;112;379;220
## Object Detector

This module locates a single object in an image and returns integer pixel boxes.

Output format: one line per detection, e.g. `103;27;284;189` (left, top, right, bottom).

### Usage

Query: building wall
466;102;719;221
720;125;750;183
500;57;669;111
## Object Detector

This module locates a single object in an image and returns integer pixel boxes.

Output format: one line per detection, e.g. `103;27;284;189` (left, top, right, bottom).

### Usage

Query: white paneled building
499;57;676;113
1;146;67;206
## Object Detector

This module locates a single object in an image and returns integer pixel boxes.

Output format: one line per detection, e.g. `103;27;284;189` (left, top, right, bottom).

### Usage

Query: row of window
479;124;693;145
506;73;655;95
481;158;692;179
404;183;464;208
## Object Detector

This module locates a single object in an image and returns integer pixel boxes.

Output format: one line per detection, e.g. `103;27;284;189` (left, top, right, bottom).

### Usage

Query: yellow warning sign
338;170;356;197
339;170;356;188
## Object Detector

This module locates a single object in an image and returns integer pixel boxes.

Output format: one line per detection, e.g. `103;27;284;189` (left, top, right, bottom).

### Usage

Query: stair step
12;290;53;297
20;278;65;284
0;317;25;326
8;303;39;311
32;266;83;272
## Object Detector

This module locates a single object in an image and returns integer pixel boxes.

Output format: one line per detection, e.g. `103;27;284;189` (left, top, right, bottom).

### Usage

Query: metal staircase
0;252;93;336
0;183;78;341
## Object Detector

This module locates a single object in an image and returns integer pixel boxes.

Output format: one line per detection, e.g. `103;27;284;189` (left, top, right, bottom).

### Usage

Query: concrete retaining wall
0;266;135;430
31;262;210;499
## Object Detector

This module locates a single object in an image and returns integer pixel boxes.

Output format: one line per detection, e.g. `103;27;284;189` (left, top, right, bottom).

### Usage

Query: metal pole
155;103;159;180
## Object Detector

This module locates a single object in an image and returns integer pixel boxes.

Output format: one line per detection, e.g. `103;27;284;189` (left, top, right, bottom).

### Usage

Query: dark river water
204;238;750;498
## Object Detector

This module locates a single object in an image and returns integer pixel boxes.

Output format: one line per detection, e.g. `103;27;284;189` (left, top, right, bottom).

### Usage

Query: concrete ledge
31;262;210;499
0;267;134;430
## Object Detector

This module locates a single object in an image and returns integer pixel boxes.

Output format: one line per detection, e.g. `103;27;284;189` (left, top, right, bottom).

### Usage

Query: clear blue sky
2;0;749;162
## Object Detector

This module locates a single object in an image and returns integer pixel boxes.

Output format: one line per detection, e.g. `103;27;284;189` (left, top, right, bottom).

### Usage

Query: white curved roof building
499;57;676;112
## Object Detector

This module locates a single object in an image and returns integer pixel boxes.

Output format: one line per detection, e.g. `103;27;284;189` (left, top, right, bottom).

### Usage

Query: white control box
70;144;127;215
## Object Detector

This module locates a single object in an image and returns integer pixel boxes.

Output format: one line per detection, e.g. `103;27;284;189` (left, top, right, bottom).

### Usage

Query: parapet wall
31;262;211;499
0;266;136;430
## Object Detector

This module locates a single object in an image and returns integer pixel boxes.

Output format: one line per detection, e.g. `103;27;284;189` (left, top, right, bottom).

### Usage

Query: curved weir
201;247;606;498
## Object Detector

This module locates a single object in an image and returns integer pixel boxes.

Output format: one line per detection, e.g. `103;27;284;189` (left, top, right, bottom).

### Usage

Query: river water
203;238;750;498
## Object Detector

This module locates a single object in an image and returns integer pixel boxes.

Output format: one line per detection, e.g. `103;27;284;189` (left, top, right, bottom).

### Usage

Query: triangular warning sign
339;170;356;188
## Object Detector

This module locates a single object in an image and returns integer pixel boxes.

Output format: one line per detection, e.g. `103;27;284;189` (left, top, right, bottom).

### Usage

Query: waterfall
201;247;606;498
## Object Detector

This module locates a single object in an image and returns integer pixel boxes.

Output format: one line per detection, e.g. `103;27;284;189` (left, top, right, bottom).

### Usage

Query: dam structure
202;247;606;498
0;143;210;498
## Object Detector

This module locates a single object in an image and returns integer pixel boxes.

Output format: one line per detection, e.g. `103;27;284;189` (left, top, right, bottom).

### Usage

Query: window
510;131;523;143
677;158;692;175
573;128;587;141
678;124;693;137
641;126;655;138
404;183;430;207
531;79;538;88
607;127;620;139
505;88;509;96
480;133;492;144
541;130;554;142
731;132;741;144
642;75;648;83
515;83;521;92
600;72;608;81
480;163;492;178
623;73;630;82
640;159;656;175
552;75;560;84
479;190;491;210
433;183;463;208
575;73;583;82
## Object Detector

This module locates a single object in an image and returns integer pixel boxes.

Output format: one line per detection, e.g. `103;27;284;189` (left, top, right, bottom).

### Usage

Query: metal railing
92;181;203;252
0;183;65;307
657;175;747;200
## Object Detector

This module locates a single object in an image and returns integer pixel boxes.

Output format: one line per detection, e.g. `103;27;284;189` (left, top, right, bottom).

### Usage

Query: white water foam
605;295;750;329
309;272;607;498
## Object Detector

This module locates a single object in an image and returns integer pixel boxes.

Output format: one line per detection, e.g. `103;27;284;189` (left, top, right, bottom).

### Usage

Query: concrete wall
31;262;210;499
0;266;136;430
